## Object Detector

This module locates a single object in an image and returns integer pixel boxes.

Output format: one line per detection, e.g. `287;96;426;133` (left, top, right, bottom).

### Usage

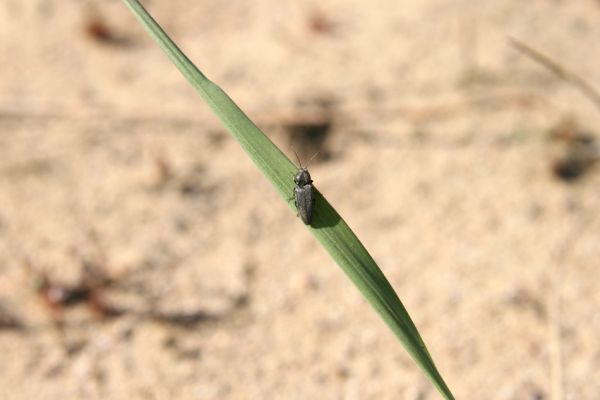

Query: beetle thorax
294;168;312;186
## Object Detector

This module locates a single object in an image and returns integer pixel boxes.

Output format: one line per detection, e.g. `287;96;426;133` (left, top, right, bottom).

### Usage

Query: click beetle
292;150;319;225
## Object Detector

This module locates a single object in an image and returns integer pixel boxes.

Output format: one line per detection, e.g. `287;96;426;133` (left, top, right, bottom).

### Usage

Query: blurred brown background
1;1;600;399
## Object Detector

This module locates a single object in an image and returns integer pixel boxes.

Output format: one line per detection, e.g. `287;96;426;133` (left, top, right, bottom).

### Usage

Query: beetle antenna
291;146;303;168
305;151;320;168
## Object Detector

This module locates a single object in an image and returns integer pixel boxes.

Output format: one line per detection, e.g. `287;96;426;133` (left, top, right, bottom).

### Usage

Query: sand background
1;0;600;399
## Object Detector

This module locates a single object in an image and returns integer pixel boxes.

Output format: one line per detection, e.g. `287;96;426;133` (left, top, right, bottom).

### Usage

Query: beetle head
294;168;312;186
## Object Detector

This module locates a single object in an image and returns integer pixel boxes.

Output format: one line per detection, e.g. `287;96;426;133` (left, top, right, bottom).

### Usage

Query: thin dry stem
509;37;600;111
548;202;599;400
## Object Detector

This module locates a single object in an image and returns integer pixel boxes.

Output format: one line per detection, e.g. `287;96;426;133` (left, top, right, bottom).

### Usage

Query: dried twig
547;204;599;400
509;37;600;111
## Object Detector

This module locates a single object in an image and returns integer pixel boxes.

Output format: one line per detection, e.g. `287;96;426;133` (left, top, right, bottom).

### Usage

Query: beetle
292;150;319;225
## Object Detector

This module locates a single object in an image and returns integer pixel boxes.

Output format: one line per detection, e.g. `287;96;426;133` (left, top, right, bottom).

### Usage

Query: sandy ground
1;0;600;399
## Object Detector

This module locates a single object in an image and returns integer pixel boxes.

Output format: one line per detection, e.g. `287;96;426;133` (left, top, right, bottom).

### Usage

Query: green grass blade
121;1;454;398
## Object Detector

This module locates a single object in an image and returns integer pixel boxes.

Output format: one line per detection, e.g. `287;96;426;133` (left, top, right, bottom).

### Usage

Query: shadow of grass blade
121;1;454;398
